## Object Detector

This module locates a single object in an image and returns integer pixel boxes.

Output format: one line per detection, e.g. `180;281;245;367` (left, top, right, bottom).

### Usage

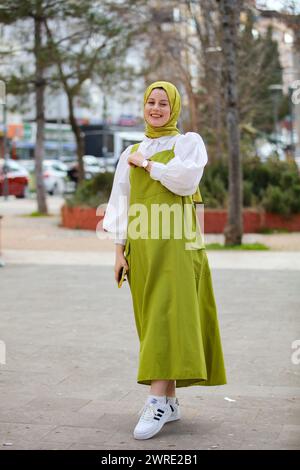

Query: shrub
65;172;114;209
64;157;300;215
259;159;300;215
243;180;253;207
201;160;228;208
202;155;300;215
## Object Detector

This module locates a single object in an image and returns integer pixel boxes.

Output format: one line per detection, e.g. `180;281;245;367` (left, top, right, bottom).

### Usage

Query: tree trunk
67;93;85;183
219;0;243;245
34;9;48;214
42;18;85;183
186;87;199;132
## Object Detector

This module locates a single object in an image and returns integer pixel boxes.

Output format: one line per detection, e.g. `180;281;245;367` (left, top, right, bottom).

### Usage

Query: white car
19;159;71;195
83;155;105;178
43;160;68;195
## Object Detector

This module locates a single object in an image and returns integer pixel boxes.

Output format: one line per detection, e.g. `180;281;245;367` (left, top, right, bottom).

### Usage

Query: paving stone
0;257;299;450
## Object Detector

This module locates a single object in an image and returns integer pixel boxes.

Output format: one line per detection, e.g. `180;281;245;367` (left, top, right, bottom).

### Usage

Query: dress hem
137;377;227;388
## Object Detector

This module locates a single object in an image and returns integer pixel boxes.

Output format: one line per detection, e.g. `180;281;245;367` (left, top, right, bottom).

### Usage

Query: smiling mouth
150;115;162;118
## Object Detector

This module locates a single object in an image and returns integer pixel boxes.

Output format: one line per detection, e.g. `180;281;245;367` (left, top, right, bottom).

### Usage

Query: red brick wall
61;205;104;231
61;205;300;233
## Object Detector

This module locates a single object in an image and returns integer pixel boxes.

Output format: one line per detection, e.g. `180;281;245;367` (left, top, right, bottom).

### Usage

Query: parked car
42;160;69;195
19;159;69;195
67;155;105;182
60;155;77;169
0;158;29;198
83;155;105;178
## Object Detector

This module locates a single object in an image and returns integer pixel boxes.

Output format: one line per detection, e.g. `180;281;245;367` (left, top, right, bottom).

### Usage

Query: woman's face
144;88;171;127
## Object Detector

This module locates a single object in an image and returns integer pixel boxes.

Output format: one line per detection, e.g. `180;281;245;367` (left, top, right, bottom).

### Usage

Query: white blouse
102;132;208;245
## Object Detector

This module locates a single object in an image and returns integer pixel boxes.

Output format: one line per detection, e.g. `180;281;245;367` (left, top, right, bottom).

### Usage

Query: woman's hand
127;151;154;173
115;244;129;284
127;151;145;167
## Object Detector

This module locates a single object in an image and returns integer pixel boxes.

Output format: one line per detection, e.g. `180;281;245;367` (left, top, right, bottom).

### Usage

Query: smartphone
118;266;127;288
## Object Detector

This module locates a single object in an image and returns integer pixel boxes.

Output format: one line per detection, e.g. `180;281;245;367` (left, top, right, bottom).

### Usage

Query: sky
256;0;300;13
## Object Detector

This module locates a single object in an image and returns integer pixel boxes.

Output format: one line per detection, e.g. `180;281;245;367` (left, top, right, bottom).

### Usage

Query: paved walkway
2;249;300;271
2;195;300;253
0;195;299;450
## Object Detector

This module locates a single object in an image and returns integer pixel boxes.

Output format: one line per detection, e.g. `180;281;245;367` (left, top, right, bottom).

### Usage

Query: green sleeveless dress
124;143;227;388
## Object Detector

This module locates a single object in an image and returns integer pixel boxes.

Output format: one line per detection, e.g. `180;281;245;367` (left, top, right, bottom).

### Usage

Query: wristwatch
141;159;149;169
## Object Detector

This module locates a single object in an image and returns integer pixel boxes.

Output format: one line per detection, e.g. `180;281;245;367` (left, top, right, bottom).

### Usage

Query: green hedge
65;156;300;216
201;156;300;216
65;172;114;209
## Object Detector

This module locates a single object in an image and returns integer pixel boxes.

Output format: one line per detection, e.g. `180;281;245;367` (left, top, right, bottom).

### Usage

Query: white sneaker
133;400;172;440
166;397;181;423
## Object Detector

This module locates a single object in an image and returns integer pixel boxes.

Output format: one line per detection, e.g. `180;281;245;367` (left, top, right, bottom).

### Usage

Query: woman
103;80;227;440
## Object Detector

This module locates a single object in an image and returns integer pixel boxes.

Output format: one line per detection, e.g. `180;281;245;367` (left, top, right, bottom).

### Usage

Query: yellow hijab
143;81;181;139
143;80;202;204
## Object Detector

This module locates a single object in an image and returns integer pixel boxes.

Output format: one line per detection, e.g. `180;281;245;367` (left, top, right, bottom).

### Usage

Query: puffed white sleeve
149;132;208;196
102;145;131;245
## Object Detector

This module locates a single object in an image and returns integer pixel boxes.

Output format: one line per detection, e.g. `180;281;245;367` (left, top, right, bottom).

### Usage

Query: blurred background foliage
66;155;300;216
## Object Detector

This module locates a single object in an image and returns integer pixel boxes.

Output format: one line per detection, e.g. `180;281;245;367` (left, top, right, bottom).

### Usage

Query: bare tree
34;1;48;213
218;0;243;245
0;0;60;214
257;3;300;159
138;1;226;160
43;1;132;183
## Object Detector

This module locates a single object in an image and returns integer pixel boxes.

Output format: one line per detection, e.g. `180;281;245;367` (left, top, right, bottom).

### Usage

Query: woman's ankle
166;380;176;397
